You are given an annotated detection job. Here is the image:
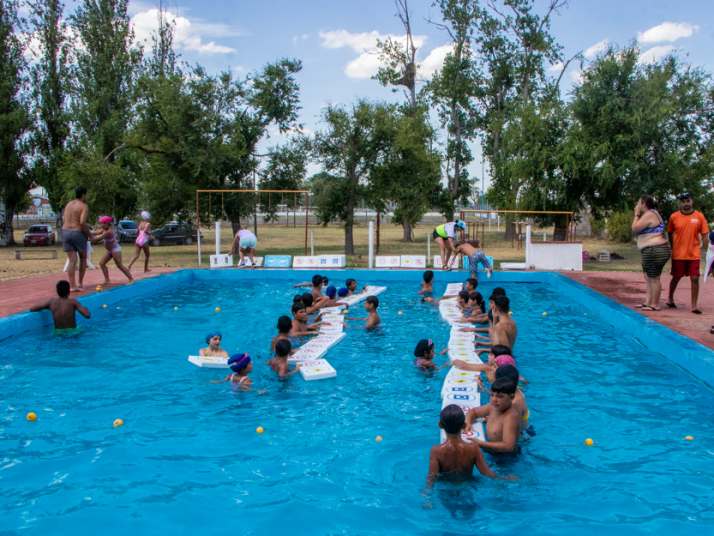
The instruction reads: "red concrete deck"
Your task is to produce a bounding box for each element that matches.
[566,271,714,350]
[0,267,177,317]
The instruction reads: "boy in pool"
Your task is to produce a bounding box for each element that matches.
[291,302,321,336]
[465,378,521,454]
[462,292,487,323]
[455,240,492,279]
[268,339,300,380]
[426,404,497,486]
[346,296,381,329]
[414,339,440,370]
[271,315,294,351]
[217,353,252,389]
[30,280,91,331]
[200,332,229,357]
[451,344,515,383]
[463,278,478,293]
[419,270,434,299]
[310,274,326,303]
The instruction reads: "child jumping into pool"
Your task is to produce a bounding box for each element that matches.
[426,404,497,486]
[200,332,229,357]
[269,339,300,380]
[454,240,492,279]
[30,280,91,331]
[93,216,133,285]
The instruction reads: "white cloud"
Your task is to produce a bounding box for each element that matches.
[638,45,674,64]
[419,44,452,78]
[584,39,609,60]
[637,22,698,44]
[548,61,564,74]
[131,8,237,55]
[570,68,583,85]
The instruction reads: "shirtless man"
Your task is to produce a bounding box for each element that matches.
[465,378,521,454]
[30,280,91,330]
[475,295,517,351]
[62,186,90,291]
[427,404,497,486]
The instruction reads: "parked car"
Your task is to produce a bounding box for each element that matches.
[117,220,138,243]
[151,222,201,246]
[23,224,55,246]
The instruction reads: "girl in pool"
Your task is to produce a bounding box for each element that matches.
[128,211,152,273]
[92,216,133,285]
[414,339,437,370]
[200,332,229,357]
[219,353,253,389]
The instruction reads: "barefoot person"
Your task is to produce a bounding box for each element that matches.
[666,193,709,314]
[632,196,671,311]
[230,226,257,267]
[128,211,152,273]
[93,216,133,286]
[432,220,466,270]
[61,186,90,292]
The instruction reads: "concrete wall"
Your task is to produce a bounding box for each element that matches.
[525,225,583,271]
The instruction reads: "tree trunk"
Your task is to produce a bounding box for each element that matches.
[344,218,354,255]
[1,206,16,246]
[402,221,413,242]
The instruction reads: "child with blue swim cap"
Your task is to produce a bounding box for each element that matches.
[200,332,228,358]
[218,353,252,388]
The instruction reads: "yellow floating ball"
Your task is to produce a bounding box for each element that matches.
[101,304,108,309]
[684,435,694,441]
[113,418,124,428]
[26,411,37,422]
[584,438,594,446]
[256,426,264,434]
[214,307,222,313]
[375,435,383,443]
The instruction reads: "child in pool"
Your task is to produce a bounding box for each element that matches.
[271,315,294,351]
[419,270,434,299]
[463,278,478,293]
[414,339,439,370]
[268,339,300,380]
[346,296,380,329]
[426,404,497,486]
[291,302,321,336]
[465,378,521,454]
[30,280,91,331]
[452,344,515,383]
[219,353,252,389]
[310,274,327,303]
[92,216,133,285]
[462,292,487,323]
[200,332,229,357]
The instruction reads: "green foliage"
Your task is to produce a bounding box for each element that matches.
[606,211,634,243]
[260,138,308,222]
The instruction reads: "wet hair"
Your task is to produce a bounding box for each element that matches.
[414,338,435,357]
[440,404,466,434]
[75,186,87,199]
[458,290,470,302]
[346,278,356,289]
[491,287,506,298]
[321,275,329,285]
[301,293,314,307]
[293,294,304,303]
[640,195,656,210]
[465,278,478,290]
[56,280,70,298]
[423,270,434,283]
[491,377,517,395]
[366,296,379,309]
[277,315,292,334]
[470,291,485,313]
[275,339,292,358]
[495,364,519,385]
[312,274,323,287]
[469,238,480,248]
[325,285,337,299]
[493,295,510,314]
[291,302,306,315]
[491,344,512,357]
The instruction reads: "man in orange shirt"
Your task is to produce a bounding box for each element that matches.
[666,193,709,314]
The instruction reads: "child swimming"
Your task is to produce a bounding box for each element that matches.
[30,280,91,331]
[200,332,229,357]
[218,353,252,389]
[426,404,497,486]
[92,216,133,285]
[465,378,521,454]
[419,270,434,299]
[268,339,300,380]
[414,339,438,370]
[271,315,294,351]
[291,302,321,336]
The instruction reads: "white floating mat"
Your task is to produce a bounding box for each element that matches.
[187,355,229,368]
[443,283,463,297]
[299,359,337,381]
[290,332,346,362]
[340,285,387,306]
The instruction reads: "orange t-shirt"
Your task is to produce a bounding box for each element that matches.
[667,210,709,260]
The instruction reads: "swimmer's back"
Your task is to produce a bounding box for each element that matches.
[431,442,484,479]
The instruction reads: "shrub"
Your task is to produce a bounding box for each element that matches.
[606,211,633,243]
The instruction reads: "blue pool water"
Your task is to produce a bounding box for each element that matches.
[2,270,714,534]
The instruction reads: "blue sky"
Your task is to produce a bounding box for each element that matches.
[125,0,714,185]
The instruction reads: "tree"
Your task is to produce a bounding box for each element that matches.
[375,0,418,109]
[28,0,70,217]
[312,101,391,254]
[0,0,31,245]
[260,137,308,223]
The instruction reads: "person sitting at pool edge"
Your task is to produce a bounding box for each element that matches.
[217,353,252,389]
[419,270,434,299]
[269,339,300,380]
[30,280,91,331]
[201,332,228,357]
[427,404,497,486]
[465,378,521,454]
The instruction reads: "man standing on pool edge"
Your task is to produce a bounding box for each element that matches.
[667,192,709,314]
[61,186,90,292]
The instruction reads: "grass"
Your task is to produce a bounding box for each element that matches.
[0,222,643,281]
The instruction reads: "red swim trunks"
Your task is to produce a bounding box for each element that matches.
[671,259,700,278]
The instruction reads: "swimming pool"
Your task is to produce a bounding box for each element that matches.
[2,269,714,534]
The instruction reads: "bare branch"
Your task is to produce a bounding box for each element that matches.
[555,50,582,89]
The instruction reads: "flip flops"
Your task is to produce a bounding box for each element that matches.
[665,302,677,309]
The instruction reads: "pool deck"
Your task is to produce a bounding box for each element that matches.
[566,271,714,350]
[0,267,177,317]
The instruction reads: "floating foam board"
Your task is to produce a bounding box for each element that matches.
[462,255,494,273]
[400,255,426,268]
[443,283,463,297]
[264,255,292,268]
[290,332,346,362]
[375,255,401,268]
[187,355,229,368]
[299,359,337,381]
[209,254,233,269]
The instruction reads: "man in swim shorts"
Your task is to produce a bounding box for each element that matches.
[432,220,466,270]
[30,280,91,330]
[61,186,90,291]
[465,378,521,454]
